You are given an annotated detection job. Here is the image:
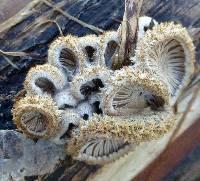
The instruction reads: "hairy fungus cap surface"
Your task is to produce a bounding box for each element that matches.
[136,22,195,105]
[103,67,170,116]
[12,18,195,165]
[12,95,62,139]
[48,35,83,75]
[24,64,67,96]
[78,34,101,66]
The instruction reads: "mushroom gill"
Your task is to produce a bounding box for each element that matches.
[100,31,119,68]
[66,66,175,163]
[103,67,169,116]
[24,64,66,96]
[71,66,110,100]
[12,95,61,139]
[77,138,132,164]
[136,22,195,104]
[78,35,100,66]
[48,36,84,75]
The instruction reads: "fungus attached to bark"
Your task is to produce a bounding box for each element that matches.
[24,64,67,96]
[100,31,119,68]
[136,22,195,105]
[78,35,100,65]
[48,36,84,75]
[12,95,62,139]
[12,17,195,166]
[103,67,169,116]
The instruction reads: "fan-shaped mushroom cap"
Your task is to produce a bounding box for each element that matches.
[67,106,174,164]
[77,35,101,66]
[138,16,158,39]
[66,126,135,165]
[71,66,111,100]
[136,22,195,105]
[48,35,84,75]
[24,64,67,96]
[99,31,119,68]
[12,95,62,139]
[102,66,169,115]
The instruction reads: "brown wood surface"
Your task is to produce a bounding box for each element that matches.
[133,117,200,181]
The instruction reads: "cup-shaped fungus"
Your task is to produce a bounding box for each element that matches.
[12,95,62,139]
[78,35,101,66]
[66,67,175,164]
[102,67,169,116]
[12,18,195,165]
[135,22,195,105]
[24,64,67,96]
[48,35,84,76]
[99,31,119,68]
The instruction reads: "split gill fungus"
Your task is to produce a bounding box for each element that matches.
[12,16,195,164]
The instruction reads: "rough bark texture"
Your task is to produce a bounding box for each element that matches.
[0,0,199,180]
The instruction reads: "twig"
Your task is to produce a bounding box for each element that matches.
[0,54,19,70]
[0,49,42,60]
[112,18,122,23]
[41,0,104,34]
[0,49,28,57]
[48,20,63,36]
[112,0,143,69]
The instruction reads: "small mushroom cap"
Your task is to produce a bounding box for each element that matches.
[138,16,158,39]
[102,66,170,115]
[78,34,101,66]
[12,95,62,139]
[48,35,84,74]
[136,22,195,105]
[76,138,133,165]
[99,31,119,68]
[71,65,111,100]
[24,64,67,96]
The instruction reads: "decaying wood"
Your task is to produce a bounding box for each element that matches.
[0,0,200,180]
[0,0,40,34]
[41,0,104,34]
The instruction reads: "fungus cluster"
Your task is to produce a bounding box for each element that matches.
[12,17,195,164]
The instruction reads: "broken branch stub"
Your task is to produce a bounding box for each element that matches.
[112,0,143,69]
